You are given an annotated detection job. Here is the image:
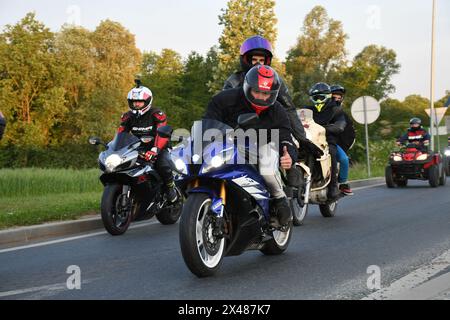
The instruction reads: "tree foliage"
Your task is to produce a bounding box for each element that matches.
[0,6,443,168]
[210,0,278,93]
[286,6,347,105]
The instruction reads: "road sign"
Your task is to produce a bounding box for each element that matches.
[350,96,381,178]
[351,96,381,125]
[425,107,448,126]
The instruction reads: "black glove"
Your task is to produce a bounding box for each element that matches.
[300,139,324,159]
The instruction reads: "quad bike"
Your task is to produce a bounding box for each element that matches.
[385,142,446,188]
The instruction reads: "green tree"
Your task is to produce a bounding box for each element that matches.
[340,45,400,104]
[84,20,141,140]
[53,25,96,142]
[286,6,347,105]
[210,0,278,93]
[177,48,221,128]
[0,12,68,148]
[141,49,184,128]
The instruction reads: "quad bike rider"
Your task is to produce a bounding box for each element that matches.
[386,118,446,188]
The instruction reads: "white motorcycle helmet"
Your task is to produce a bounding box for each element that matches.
[127,86,153,116]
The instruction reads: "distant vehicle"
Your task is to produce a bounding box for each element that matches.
[444,146,450,176]
[385,143,446,188]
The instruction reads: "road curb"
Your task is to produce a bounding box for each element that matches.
[0,177,385,247]
[349,177,385,188]
[0,216,103,247]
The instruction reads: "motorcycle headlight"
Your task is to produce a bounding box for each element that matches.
[201,149,234,174]
[416,154,428,161]
[445,150,450,156]
[174,158,188,175]
[105,154,123,172]
[393,155,402,161]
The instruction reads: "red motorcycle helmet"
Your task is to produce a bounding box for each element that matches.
[243,65,280,114]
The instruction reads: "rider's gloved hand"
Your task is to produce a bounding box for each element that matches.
[307,142,324,159]
[144,147,159,163]
[300,139,324,159]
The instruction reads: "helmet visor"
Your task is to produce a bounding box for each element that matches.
[244,83,278,107]
[310,94,331,104]
[130,100,146,110]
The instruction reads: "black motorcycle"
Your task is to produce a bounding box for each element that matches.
[89,131,183,235]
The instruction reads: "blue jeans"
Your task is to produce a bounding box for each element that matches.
[336,145,349,184]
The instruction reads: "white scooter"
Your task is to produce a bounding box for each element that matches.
[292,108,341,226]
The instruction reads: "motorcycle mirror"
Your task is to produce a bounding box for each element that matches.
[157,125,173,139]
[237,113,259,128]
[88,136,102,146]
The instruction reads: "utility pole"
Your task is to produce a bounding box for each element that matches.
[430,0,436,151]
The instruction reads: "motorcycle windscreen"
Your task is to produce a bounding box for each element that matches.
[108,132,140,152]
[191,119,259,166]
[191,119,232,161]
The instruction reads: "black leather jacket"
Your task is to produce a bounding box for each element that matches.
[223,71,306,143]
[118,108,169,151]
[305,101,347,146]
[204,87,298,161]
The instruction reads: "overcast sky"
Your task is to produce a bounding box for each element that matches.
[0,0,449,100]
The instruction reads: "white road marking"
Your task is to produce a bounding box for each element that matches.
[0,280,95,298]
[363,249,450,300]
[353,183,386,191]
[0,220,160,254]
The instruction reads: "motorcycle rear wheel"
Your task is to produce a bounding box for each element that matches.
[156,189,183,225]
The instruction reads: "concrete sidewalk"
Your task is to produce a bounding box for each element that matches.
[0,177,385,248]
[364,248,450,300]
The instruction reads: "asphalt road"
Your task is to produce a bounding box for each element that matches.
[1,179,450,300]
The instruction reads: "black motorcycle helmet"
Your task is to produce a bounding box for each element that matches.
[409,117,422,131]
[243,65,280,114]
[330,84,346,95]
[330,84,346,106]
[309,82,332,108]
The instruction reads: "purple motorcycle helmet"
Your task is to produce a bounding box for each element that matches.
[239,35,273,72]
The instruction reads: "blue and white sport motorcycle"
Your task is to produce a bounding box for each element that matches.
[169,115,294,277]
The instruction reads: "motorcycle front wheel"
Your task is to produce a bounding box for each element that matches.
[101,184,132,236]
[179,194,225,277]
[292,181,309,226]
[319,201,338,218]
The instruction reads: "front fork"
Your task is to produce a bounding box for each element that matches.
[121,185,131,207]
[296,163,311,205]
[191,180,228,238]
